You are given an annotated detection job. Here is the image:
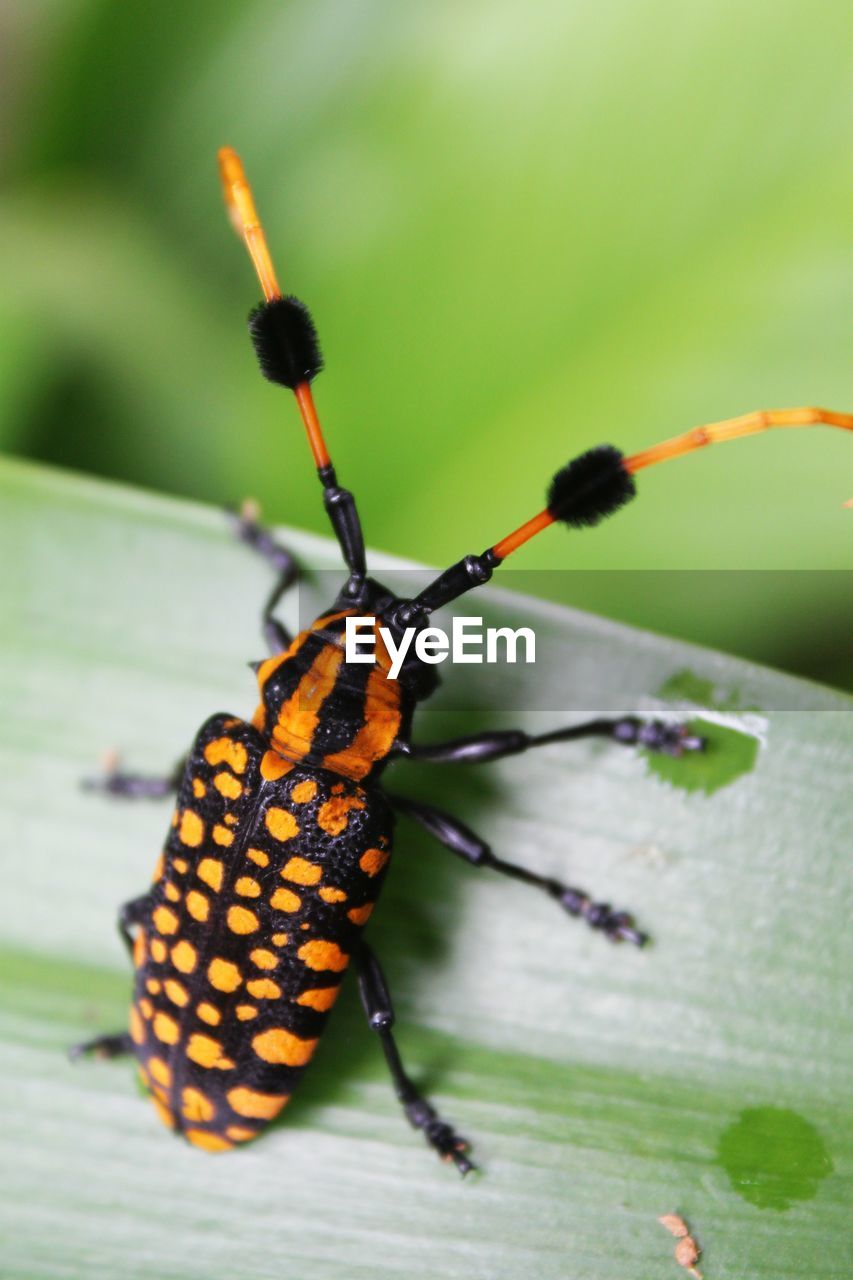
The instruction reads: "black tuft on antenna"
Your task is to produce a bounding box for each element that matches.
[248,296,324,389]
[547,445,636,529]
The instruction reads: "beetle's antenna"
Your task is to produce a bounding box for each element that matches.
[396,407,852,620]
[219,146,366,591]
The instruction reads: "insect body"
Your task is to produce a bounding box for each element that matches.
[73,148,853,1172]
[129,708,394,1153]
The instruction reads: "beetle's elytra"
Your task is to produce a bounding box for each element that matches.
[72,148,852,1173]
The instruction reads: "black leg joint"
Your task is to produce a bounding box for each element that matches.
[403,549,498,619]
[391,795,489,866]
[322,483,366,584]
[395,729,530,764]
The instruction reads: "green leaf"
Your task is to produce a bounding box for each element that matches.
[2,458,850,1279]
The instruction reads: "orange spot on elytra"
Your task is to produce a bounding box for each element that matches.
[192,777,206,799]
[227,905,259,934]
[197,1002,221,1026]
[185,1128,232,1152]
[347,903,374,926]
[186,1033,234,1070]
[204,737,248,774]
[152,905,179,935]
[148,1056,171,1087]
[213,824,234,847]
[246,978,281,1000]
[153,1012,180,1044]
[291,779,317,803]
[265,807,300,842]
[252,1027,318,1066]
[359,847,389,877]
[129,1005,145,1045]
[182,1087,215,1123]
[170,939,197,973]
[270,887,301,913]
[197,858,223,891]
[207,958,242,993]
[236,1005,258,1021]
[281,856,321,885]
[250,949,278,970]
[227,1086,290,1120]
[150,938,167,964]
[296,986,340,1012]
[214,771,243,800]
[235,876,261,898]
[226,1125,258,1142]
[247,847,269,867]
[297,939,349,973]
[186,890,209,922]
[179,810,204,848]
[316,793,365,836]
[164,978,189,1007]
[318,886,347,904]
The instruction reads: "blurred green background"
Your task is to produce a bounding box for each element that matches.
[2,0,851,686]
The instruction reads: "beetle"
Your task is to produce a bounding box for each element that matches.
[72,147,852,1172]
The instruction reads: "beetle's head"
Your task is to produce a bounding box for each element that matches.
[331,577,442,702]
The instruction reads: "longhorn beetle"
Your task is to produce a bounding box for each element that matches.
[72,147,853,1172]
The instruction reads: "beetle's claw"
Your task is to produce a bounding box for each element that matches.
[637,720,705,757]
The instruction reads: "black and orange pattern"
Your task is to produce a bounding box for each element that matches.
[131,687,395,1150]
[78,149,852,1173]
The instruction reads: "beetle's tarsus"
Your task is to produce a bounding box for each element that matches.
[69,1032,133,1061]
[618,717,705,757]
[559,890,648,945]
[412,1109,475,1175]
[82,766,180,799]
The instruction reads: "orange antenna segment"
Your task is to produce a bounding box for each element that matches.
[218,146,332,472]
[624,406,853,474]
[493,509,554,560]
[218,147,281,303]
[294,382,331,470]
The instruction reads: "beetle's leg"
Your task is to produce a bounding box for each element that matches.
[392,794,646,945]
[118,893,152,957]
[395,716,704,764]
[69,1031,133,1062]
[357,941,474,1176]
[228,503,299,652]
[82,755,186,799]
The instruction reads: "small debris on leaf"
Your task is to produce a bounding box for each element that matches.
[658,1213,689,1238]
[675,1235,702,1276]
[658,1213,702,1278]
